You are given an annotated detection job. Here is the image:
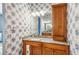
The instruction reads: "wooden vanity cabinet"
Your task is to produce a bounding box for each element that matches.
[22,40,42,55]
[30,41,42,55]
[22,40,69,55]
[52,3,67,42]
[42,43,69,55]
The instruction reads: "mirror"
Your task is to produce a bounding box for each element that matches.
[40,12,52,34]
[31,11,52,37]
[44,23,52,32]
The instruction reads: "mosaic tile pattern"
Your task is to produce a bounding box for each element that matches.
[67,3,79,55]
[3,3,32,55]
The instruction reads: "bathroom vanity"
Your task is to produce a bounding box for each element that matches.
[22,37,69,55]
[22,3,69,55]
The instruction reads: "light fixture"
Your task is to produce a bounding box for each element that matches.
[31,12,36,16]
[40,11,46,16]
[36,12,40,16]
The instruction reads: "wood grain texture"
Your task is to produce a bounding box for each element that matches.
[22,40,69,55]
[42,42,69,55]
[52,3,67,42]
[30,46,42,55]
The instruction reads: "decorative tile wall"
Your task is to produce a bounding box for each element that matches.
[3,3,32,55]
[67,3,79,55]
[28,3,51,13]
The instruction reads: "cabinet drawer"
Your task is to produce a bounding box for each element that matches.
[53,49,67,55]
[26,41,41,47]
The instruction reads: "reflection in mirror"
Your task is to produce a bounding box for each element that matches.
[44,22,52,33]
[31,11,52,38]
[40,12,52,34]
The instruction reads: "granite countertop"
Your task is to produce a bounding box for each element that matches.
[23,37,69,45]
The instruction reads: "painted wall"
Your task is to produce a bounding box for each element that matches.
[3,3,33,55]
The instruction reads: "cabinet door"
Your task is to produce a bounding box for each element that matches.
[52,4,67,42]
[30,46,42,55]
[24,41,42,55]
[42,43,69,55]
[27,41,42,55]
[42,43,53,55]
[42,47,53,55]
